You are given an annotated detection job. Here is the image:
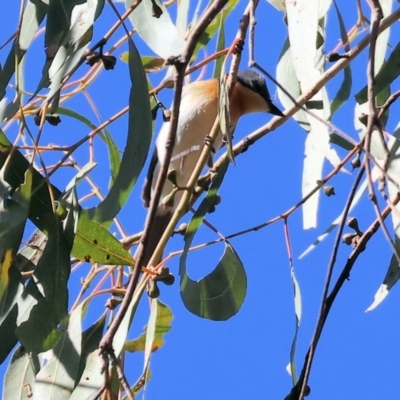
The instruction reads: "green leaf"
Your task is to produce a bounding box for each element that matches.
[73,213,135,266]
[0,0,47,100]
[355,40,400,104]
[329,133,355,150]
[83,39,152,225]
[75,312,106,387]
[276,38,310,131]
[57,107,121,184]
[126,0,185,59]
[192,0,239,62]
[0,129,132,266]
[120,54,166,73]
[3,346,40,400]
[288,268,302,385]
[213,15,225,78]
[125,300,172,353]
[16,218,72,353]
[179,159,247,320]
[181,242,247,321]
[330,0,352,114]
[33,304,84,399]
[367,125,400,311]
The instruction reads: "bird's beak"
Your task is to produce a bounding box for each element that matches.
[268,103,285,117]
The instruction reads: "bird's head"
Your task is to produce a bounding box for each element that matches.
[235,70,284,117]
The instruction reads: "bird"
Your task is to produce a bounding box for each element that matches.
[140,69,284,267]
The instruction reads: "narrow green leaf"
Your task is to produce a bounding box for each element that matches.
[192,0,239,61]
[84,39,152,225]
[355,40,400,104]
[367,125,400,311]
[329,133,354,150]
[213,16,225,78]
[330,0,352,114]
[288,268,302,385]
[57,107,121,184]
[0,0,47,100]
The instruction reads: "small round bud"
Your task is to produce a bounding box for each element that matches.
[106,298,121,310]
[148,281,160,298]
[322,185,335,196]
[358,113,368,126]
[347,217,360,233]
[102,55,117,70]
[342,233,357,245]
[175,223,188,236]
[213,195,222,205]
[45,114,61,126]
[351,153,361,170]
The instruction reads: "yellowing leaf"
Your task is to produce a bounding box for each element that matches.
[124,300,172,353]
[0,249,13,300]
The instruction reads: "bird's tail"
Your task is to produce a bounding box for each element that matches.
[140,209,173,268]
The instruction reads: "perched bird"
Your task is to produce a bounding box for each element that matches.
[141,69,284,266]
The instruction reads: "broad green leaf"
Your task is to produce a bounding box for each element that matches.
[179,160,247,320]
[70,350,104,400]
[330,0,352,114]
[73,213,135,266]
[181,242,247,321]
[125,300,172,353]
[34,304,84,400]
[75,312,106,387]
[16,218,71,353]
[84,39,152,225]
[0,307,19,365]
[3,346,40,400]
[0,129,132,266]
[0,170,32,362]
[126,0,185,59]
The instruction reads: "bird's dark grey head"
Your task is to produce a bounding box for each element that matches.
[237,70,284,117]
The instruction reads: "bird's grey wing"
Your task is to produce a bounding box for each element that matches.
[142,147,159,208]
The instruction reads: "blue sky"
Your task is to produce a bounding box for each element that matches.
[2,1,400,399]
